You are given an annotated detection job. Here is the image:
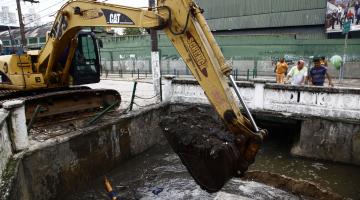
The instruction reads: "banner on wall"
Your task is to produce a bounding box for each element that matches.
[326,0,360,33]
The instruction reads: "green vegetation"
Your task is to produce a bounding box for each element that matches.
[0,157,18,200]
[122,28,145,36]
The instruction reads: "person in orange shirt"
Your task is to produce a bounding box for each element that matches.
[320,56,328,68]
[275,58,288,84]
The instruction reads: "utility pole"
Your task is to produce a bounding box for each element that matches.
[149,0,158,52]
[16,0,27,48]
[340,20,351,83]
[149,0,161,100]
[15,0,40,48]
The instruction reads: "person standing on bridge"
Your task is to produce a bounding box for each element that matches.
[356,1,360,15]
[275,58,288,84]
[347,10,355,23]
[356,5,360,24]
[320,56,328,68]
[308,58,334,87]
[286,60,308,86]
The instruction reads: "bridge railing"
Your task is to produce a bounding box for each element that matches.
[163,77,360,121]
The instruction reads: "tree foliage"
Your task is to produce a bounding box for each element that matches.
[122,28,145,36]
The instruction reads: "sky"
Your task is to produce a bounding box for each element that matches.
[2,0,149,27]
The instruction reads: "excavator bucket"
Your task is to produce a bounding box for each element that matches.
[159,107,265,193]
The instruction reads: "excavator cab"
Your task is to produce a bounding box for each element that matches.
[70,32,101,85]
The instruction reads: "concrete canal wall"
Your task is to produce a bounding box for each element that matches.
[0,104,169,200]
[0,109,12,181]
[164,77,360,165]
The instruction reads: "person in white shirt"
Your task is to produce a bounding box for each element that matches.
[286,60,308,85]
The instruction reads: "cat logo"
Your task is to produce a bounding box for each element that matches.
[102,9,134,25]
[109,13,122,23]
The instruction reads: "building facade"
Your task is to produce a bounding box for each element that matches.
[0,23,51,53]
[0,6,17,27]
[98,0,360,78]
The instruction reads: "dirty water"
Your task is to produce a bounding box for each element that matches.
[66,144,305,200]
[251,137,360,200]
[64,116,360,200]
[65,138,360,200]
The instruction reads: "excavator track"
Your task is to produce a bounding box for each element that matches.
[0,87,121,122]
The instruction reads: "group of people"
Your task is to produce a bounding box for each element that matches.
[274,57,334,87]
[330,1,360,29]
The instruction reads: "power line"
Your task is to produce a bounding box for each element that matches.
[23,0,67,26]
[2,0,18,7]
[24,11,57,26]
[24,0,39,3]
[36,0,67,14]
[26,21,52,32]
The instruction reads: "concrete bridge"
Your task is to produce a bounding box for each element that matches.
[163,77,360,165]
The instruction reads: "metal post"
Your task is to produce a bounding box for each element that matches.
[110,51,114,73]
[137,69,140,79]
[129,81,138,111]
[27,104,44,131]
[167,60,170,75]
[254,60,258,78]
[159,76,163,102]
[229,75,259,132]
[235,69,238,81]
[87,100,120,125]
[340,33,348,83]
[247,69,250,81]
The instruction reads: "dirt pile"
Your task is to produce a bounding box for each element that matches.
[244,171,344,200]
[159,107,245,193]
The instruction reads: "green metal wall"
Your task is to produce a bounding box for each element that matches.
[100,34,360,62]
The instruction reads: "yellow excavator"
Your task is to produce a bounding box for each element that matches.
[0,0,266,192]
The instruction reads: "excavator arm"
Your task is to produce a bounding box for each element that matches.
[35,0,266,192]
[158,0,267,191]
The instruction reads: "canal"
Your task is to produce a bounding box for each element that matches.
[64,108,360,200]
[66,139,360,199]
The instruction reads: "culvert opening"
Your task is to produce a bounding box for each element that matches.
[255,116,302,154]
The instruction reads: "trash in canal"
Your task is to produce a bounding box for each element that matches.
[104,176,122,200]
[152,187,164,195]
